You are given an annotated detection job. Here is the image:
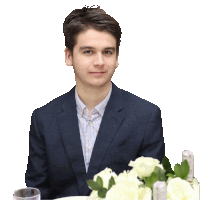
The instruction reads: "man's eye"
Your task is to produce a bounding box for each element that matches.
[105,51,112,54]
[83,51,112,54]
[84,50,92,54]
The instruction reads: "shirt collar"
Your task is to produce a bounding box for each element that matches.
[75,83,112,117]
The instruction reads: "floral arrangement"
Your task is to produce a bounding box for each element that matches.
[86,156,199,200]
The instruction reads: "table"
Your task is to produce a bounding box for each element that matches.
[42,197,89,200]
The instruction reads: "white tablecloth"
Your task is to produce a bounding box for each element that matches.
[55,196,89,200]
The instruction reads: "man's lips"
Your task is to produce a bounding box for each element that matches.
[89,72,105,76]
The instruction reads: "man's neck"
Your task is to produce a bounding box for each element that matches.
[76,82,111,111]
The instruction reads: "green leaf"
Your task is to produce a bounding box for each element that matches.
[108,176,115,190]
[162,156,171,169]
[157,168,166,182]
[154,166,166,174]
[86,180,102,191]
[145,172,158,190]
[174,163,182,178]
[174,160,189,179]
[96,176,103,188]
[180,160,189,179]
[154,167,166,181]
[98,188,108,198]
[182,175,188,180]
[162,156,174,175]
[166,173,175,178]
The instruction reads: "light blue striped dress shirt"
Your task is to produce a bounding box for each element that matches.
[75,83,112,173]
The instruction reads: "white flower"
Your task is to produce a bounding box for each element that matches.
[167,177,198,200]
[138,186,152,200]
[89,168,151,200]
[88,168,117,200]
[128,156,163,178]
[105,179,139,200]
[89,190,105,200]
[93,168,118,189]
[115,169,140,185]
[166,177,174,185]
[105,169,151,200]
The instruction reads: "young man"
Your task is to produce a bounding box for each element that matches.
[25,6,165,199]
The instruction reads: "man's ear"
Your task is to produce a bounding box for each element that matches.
[115,53,119,69]
[64,47,73,66]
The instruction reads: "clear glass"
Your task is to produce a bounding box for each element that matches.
[13,187,40,200]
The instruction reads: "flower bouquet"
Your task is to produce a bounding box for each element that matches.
[86,151,199,200]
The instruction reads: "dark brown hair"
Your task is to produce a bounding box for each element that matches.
[63,5,122,58]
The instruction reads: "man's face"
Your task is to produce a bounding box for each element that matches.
[65,28,119,89]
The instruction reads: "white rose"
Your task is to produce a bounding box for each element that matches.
[128,157,162,178]
[89,190,105,200]
[105,169,151,200]
[115,169,140,185]
[167,177,197,200]
[88,168,117,200]
[166,177,173,185]
[93,168,118,189]
[138,186,152,200]
[89,168,151,200]
[105,179,139,200]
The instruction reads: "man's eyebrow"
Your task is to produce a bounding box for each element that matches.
[79,46,116,51]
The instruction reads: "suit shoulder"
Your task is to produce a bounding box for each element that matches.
[32,92,69,116]
[120,88,161,111]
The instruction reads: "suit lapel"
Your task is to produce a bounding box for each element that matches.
[57,86,86,194]
[85,82,125,179]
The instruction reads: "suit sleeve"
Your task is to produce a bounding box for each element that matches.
[25,109,50,199]
[139,106,165,164]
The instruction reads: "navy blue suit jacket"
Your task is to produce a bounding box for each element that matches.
[25,82,165,199]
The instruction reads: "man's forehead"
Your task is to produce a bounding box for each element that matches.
[79,46,116,51]
[75,29,116,45]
